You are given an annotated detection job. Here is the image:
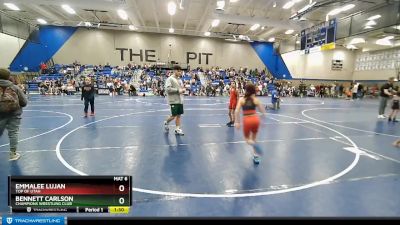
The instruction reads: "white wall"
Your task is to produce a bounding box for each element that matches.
[0,33,26,68]
[282,47,356,80]
[353,48,400,81]
[353,70,397,81]
[53,28,266,70]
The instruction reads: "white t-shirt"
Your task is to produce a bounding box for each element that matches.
[352,84,359,93]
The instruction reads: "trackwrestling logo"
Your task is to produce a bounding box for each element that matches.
[2,217,65,225]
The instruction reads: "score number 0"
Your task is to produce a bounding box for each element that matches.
[118,184,125,205]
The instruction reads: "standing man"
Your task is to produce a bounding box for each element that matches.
[81,78,95,117]
[378,77,396,119]
[164,66,185,136]
[0,68,28,161]
[352,82,359,100]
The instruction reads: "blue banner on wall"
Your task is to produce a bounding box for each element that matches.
[9,26,77,72]
[250,42,292,79]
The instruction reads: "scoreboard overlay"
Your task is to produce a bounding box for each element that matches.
[8,176,132,214]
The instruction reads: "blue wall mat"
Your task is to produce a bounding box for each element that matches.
[250,42,292,79]
[9,26,77,72]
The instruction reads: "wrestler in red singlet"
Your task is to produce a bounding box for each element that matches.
[234,83,266,164]
[227,82,239,127]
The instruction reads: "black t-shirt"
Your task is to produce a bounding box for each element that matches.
[380,83,393,97]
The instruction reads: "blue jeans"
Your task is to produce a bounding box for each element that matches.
[0,116,21,152]
[84,98,95,113]
[379,97,388,115]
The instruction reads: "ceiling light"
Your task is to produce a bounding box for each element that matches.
[61,5,76,14]
[37,18,47,24]
[211,19,220,27]
[285,29,294,34]
[261,26,265,30]
[268,37,275,42]
[204,31,211,36]
[225,38,240,42]
[84,22,92,27]
[217,0,225,10]
[364,26,373,29]
[273,2,277,7]
[296,40,300,44]
[117,9,128,20]
[341,4,355,11]
[169,28,174,33]
[4,3,20,11]
[393,25,400,30]
[283,1,295,9]
[365,20,377,26]
[230,0,239,2]
[250,24,260,31]
[298,1,316,13]
[349,37,365,45]
[376,38,393,46]
[327,8,342,16]
[168,1,177,16]
[367,15,381,20]
[129,25,137,30]
[346,44,358,49]
[384,36,394,40]
[327,4,355,17]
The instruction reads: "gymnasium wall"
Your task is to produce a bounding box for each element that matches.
[352,47,400,81]
[53,28,267,70]
[353,70,396,81]
[0,33,26,69]
[281,48,356,81]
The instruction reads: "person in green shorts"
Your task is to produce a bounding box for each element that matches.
[164,66,185,135]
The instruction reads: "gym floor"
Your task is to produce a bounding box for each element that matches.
[1,95,400,217]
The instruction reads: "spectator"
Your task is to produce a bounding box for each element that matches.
[378,77,396,119]
[0,68,28,161]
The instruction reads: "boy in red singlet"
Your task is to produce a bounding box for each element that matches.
[227,82,239,127]
[235,83,267,164]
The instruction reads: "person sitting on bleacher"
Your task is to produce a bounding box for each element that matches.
[39,82,48,95]
[40,62,48,74]
[66,82,75,95]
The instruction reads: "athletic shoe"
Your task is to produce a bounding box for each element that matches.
[393,119,399,123]
[164,121,169,132]
[175,129,184,136]
[9,153,21,161]
[226,122,232,126]
[389,118,392,122]
[253,156,260,164]
[90,112,95,116]
[377,115,385,119]
[84,113,88,118]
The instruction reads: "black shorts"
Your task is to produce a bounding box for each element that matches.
[170,104,184,116]
[392,102,399,110]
